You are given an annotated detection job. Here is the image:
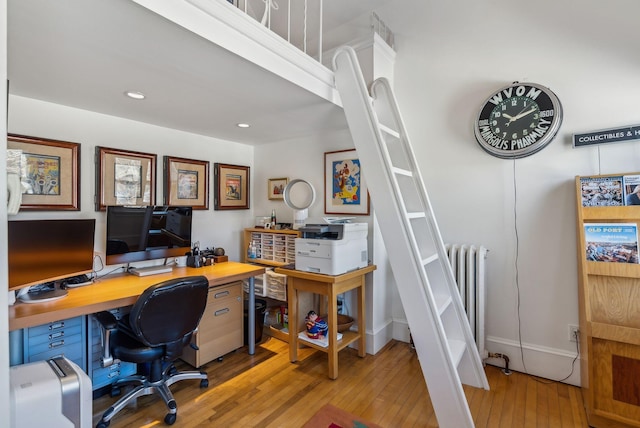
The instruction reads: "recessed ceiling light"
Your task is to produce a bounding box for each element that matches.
[236,123,250,128]
[125,91,146,100]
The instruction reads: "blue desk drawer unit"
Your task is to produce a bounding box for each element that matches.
[88,308,137,391]
[22,316,87,371]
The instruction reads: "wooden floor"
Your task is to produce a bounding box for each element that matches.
[92,337,589,427]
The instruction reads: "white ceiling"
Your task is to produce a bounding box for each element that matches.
[7,0,388,145]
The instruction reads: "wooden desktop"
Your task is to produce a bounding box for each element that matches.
[9,262,265,355]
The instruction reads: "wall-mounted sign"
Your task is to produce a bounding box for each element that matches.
[573,125,640,148]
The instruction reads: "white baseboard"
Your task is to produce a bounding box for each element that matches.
[389,319,581,387]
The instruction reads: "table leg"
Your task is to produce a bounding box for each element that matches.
[357,278,366,358]
[288,279,298,363]
[327,285,338,379]
[248,276,255,355]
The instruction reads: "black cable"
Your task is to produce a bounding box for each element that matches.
[512,159,580,384]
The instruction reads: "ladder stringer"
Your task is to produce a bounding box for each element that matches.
[332,46,489,428]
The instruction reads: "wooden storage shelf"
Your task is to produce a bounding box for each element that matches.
[576,173,640,428]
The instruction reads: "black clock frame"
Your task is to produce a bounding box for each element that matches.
[474,82,563,159]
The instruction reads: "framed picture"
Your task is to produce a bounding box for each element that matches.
[214,163,250,210]
[268,177,288,200]
[324,149,370,215]
[7,134,80,211]
[96,146,156,211]
[163,156,209,210]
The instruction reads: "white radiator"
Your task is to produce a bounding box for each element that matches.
[445,244,488,358]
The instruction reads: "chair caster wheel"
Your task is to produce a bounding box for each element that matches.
[96,420,110,428]
[110,387,121,397]
[217,356,223,362]
[164,413,177,425]
[200,379,209,388]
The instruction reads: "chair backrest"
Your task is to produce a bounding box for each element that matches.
[128,276,209,358]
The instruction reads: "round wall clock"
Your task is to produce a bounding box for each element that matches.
[474,82,563,159]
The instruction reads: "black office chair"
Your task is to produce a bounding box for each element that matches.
[95,276,210,428]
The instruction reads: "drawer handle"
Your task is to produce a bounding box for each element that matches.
[49,332,64,340]
[49,322,64,330]
[107,371,121,378]
[214,290,230,299]
[214,308,230,316]
[49,340,65,348]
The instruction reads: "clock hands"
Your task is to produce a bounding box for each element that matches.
[511,107,536,121]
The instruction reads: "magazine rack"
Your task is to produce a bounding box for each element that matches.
[575,173,640,428]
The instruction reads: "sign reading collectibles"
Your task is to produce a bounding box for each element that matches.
[573,125,640,148]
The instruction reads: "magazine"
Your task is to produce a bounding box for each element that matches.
[623,175,640,206]
[298,331,343,348]
[580,176,623,207]
[584,223,639,263]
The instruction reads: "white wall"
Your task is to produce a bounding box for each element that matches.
[369,0,640,385]
[8,96,256,264]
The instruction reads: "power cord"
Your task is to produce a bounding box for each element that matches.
[512,159,580,384]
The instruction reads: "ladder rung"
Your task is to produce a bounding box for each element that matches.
[422,253,438,265]
[392,166,412,177]
[435,293,452,315]
[406,211,426,219]
[379,123,400,138]
[448,339,467,367]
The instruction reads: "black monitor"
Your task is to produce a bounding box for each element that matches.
[8,219,96,291]
[105,205,192,265]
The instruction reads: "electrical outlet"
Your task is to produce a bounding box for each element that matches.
[568,324,579,342]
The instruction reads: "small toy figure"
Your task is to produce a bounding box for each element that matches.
[305,310,328,339]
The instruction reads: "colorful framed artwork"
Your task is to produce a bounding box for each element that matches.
[214,163,250,210]
[7,134,80,211]
[268,177,288,200]
[324,149,370,215]
[96,146,156,211]
[163,156,209,210]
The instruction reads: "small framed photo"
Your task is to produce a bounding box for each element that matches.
[214,163,250,210]
[268,177,288,200]
[163,156,209,210]
[324,149,370,215]
[7,134,80,211]
[96,146,156,211]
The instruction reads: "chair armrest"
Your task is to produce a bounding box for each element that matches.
[93,311,118,367]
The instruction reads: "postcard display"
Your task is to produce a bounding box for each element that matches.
[576,173,640,428]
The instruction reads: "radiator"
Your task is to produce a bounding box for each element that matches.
[445,244,488,358]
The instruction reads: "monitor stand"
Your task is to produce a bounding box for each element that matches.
[17,283,68,304]
[128,265,174,277]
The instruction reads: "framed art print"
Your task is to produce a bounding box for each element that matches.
[96,146,156,211]
[268,177,288,200]
[8,134,80,211]
[324,149,370,215]
[163,156,209,210]
[214,163,250,210]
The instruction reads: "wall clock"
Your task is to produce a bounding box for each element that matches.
[474,82,563,159]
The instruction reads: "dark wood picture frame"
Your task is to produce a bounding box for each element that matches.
[96,146,156,211]
[214,163,250,210]
[324,149,370,215]
[163,156,209,210]
[7,134,80,211]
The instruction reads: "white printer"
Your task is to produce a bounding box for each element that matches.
[295,222,368,275]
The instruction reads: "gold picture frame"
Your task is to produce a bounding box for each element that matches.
[7,134,80,211]
[214,163,250,210]
[163,156,209,210]
[96,146,156,211]
[268,177,288,200]
[324,149,370,215]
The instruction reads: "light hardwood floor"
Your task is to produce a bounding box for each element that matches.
[92,337,589,427]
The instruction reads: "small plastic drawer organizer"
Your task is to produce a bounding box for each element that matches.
[266,270,287,301]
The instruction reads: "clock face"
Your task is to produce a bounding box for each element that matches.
[474,83,562,159]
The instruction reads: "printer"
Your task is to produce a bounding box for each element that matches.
[295,222,368,275]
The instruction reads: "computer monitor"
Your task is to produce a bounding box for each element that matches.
[8,219,96,294]
[105,205,192,266]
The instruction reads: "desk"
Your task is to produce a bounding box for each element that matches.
[9,262,265,355]
[276,264,376,379]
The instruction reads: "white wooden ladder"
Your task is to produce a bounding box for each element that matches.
[332,46,489,428]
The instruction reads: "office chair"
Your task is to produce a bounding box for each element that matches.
[94,276,210,427]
